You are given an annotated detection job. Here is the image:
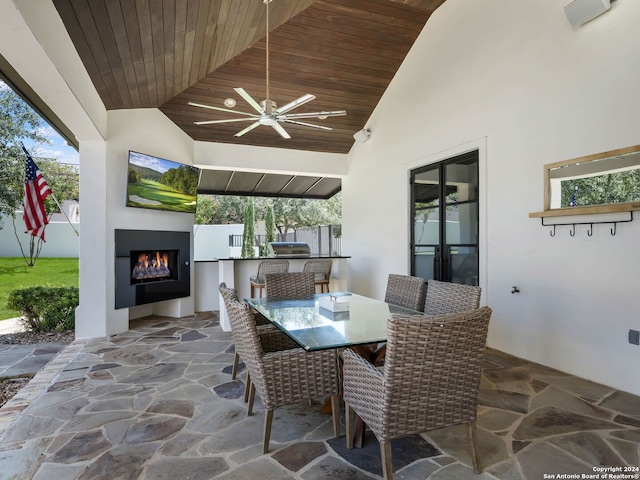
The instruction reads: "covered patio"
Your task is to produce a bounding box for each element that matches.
[1,312,638,479]
[1,0,639,476]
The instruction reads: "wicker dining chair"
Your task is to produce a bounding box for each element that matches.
[265,272,316,297]
[249,259,290,297]
[384,274,426,312]
[302,259,333,293]
[219,283,297,402]
[370,274,426,366]
[343,306,493,479]
[423,279,481,315]
[225,297,341,454]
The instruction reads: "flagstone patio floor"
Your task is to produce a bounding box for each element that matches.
[0,311,638,479]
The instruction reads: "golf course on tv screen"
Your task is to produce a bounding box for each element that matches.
[126,151,200,213]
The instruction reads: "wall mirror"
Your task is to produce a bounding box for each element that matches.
[544,144,640,211]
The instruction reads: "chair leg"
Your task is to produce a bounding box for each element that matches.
[247,382,256,416]
[467,422,481,473]
[331,395,340,438]
[232,352,239,379]
[345,402,354,449]
[243,372,251,403]
[380,441,393,480]
[263,409,274,454]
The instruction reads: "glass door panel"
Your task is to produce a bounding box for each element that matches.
[411,151,479,285]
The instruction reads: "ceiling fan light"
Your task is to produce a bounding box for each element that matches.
[224,98,236,108]
[259,117,277,126]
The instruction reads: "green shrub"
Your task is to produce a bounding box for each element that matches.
[6,286,78,332]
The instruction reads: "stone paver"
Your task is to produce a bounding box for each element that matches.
[0,312,638,479]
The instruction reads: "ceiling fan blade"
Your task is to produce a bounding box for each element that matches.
[234,88,265,114]
[272,122,291,139]
[274,94,316,115]
[281,119,332,131]
[234,121,261,137]
[188,101,255,117]
[194,117,259,125]
[280,110,347,120]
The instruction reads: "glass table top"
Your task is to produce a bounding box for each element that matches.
[245,292,423,351]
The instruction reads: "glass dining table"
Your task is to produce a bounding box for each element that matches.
[245,292,422,351]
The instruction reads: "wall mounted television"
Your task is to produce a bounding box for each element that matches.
[126,150,200,214]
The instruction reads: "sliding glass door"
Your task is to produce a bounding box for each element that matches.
[411,150,479,285]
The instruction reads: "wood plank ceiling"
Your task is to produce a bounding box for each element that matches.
[53,0,445,154]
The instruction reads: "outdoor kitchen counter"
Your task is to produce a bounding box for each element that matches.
[216,256,350,332]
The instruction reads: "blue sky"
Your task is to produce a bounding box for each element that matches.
[1,80,79,166]
[25,124,79,166]
[129,151,183,173]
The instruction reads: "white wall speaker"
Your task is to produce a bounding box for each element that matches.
[353,128,371,144]
[564,0,611,26]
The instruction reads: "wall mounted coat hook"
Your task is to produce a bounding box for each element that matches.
[611,223,617,236]
[569,224,576,237]
[550,225,556,237]
[586,224,593,236]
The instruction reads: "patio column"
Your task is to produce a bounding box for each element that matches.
[75,140,128,338]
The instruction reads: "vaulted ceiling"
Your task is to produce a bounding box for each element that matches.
[53,0,445,154]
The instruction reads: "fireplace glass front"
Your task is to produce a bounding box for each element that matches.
[130,250,178,284]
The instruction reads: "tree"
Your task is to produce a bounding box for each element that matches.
[271,194,342,235]
[0,82,50,230]
[241,198,256,258]
[265,204,276,243]
[561,170,640,208]
[194,194,341,230]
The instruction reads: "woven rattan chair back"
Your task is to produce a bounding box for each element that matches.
[423,279,481,315]
[265,272,315,297]
[303,259,333,292]
[250,259,290,297]
[384,274,426,312]
[342,306,492,478]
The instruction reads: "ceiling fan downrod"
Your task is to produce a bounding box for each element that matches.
[264,0,272,114]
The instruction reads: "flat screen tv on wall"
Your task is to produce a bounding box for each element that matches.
[126,150,200,214]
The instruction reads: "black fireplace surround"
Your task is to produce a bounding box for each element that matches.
[115,229,190,309]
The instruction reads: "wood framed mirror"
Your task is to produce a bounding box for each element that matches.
[542,144,640,214]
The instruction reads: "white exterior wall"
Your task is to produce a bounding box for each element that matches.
[343,0,640,395]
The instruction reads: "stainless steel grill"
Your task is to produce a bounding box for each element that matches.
[266,242,311,257]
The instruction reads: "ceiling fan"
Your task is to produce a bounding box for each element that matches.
[188,0,346,139]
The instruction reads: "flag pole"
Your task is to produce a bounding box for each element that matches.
[50,192,79,237]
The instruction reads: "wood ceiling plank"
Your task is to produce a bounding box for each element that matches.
[120,0,150,106]
[188,0,212,85]
[90,1,133,108]
[163,0,176,100]
[68,0,123,108]
[150,0,166,103]
[198,0,219,83]
[181,0,199,92]
[106,0,142,107]
[173,0,187,94]
[134,0,158,106]
[52,0,113,108]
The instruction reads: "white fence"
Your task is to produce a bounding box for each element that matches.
[0,215,244,260]
[0,217,80,257]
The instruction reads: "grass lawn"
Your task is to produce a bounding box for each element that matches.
[0,257,79,320]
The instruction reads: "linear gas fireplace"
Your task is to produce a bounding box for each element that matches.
[115,229,190,309]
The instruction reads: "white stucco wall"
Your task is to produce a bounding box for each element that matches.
[343,0,640,395]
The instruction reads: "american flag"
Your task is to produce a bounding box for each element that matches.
[22,145,52,241]
[569,186,578,207]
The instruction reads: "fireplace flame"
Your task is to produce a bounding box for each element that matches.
[132,251,171,280]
